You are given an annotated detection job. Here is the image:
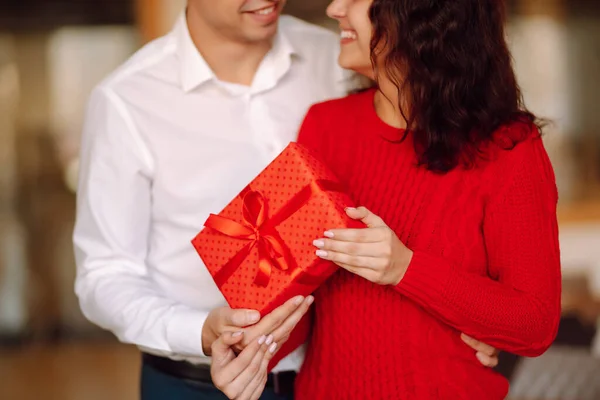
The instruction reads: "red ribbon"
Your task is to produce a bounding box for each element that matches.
[204,179,345,287]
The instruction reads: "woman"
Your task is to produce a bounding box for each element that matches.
[296,0,561,398]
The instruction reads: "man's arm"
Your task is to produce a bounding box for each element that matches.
[74,87,314,362]
[74,87,209,357]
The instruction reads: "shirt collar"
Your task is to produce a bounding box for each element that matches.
[176,13,214,92]
[175,12,300,93]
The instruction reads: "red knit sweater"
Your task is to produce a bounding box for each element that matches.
[293,89,561,400]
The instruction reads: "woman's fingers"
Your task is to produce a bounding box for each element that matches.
[224,340,268,399]
[317,249,386,270]
[269,296,313,344]
[212,334,265,397]
[238,355,271,400]
[344,206,386,228]
[314,238,388,258]
[237,296,305,350]
[322,226,388,243]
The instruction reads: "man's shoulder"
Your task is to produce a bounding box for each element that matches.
[97,32,177,93]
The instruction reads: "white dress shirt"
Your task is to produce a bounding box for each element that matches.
[73,13,352,372]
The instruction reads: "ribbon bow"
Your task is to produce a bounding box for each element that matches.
[204,179,344,287]
[205,189,296,287]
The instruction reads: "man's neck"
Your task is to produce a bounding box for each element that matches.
[186,8,274,86]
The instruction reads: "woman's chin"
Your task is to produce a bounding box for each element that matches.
[338,58,373,78]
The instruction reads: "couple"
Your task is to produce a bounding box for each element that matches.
[73,0,561,399]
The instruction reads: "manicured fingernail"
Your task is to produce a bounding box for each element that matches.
[265,335,274,345]
[313,240,325,248]
[232,331,244,337]
[345,207,356,212]
[294,296,304,306]
[324,231,334,238]
[258,335,266,345]
[316,250,328,258]
[247,311,260,324]
[306,296,314,305]
[269,343,277,354]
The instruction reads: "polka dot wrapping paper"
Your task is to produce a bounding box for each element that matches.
[191,142,360,316]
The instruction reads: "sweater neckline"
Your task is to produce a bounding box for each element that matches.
[363,88,407,142]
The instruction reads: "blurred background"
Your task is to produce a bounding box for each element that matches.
[0,0,599,399]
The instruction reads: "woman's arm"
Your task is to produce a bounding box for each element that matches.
[395,137,561,356]
[315,136,561,357]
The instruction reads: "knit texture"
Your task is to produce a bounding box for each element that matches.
[293,89,561,400]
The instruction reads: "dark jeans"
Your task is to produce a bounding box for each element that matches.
[141,362,294,400]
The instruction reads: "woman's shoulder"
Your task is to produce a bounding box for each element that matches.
[480,120,557,199]
[297,88,375,147]
[305,88,375,122]
[486,120,546,166]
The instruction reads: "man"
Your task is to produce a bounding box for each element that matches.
[74,1,498,399]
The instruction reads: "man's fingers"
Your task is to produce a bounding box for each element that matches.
[270,296,314,342]
[476,352,499,368]
[226,309,261,328]
[461,334,497,357]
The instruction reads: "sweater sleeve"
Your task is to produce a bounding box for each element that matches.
[394,136,561,357]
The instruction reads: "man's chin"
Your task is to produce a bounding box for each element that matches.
[241,24,279,43]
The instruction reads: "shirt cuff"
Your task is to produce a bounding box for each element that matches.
[166,306,211,357]
[394,250,454,304]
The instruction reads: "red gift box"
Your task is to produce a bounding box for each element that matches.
[192,142,358,316]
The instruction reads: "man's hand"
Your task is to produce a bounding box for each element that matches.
[461,334,500,367]
[211,331,277,400]
[202,307,261,355]
[202,295,314,355]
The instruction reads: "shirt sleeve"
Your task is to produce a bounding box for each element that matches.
[394,135,562,357]
[74,87,210,358]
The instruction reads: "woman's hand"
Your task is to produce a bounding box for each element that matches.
[315,207,502,368]
[313,207,413,285]
[203,295,313,356]
[211,332,277,400]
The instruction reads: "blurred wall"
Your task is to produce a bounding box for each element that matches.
[0,34,26,335]
[48,27,138,171]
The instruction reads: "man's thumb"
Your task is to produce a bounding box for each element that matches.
[228,309,261,327]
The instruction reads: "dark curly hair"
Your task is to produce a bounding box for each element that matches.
[369,0,540,172]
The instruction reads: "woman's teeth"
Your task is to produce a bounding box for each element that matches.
[341,30,357,40]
